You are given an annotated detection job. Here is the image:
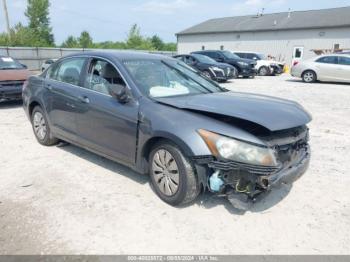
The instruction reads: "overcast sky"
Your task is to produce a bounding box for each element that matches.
[1,0,350,44]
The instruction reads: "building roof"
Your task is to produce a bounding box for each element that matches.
[177,6,350,35]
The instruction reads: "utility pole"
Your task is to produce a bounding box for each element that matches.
[2,0,10,35]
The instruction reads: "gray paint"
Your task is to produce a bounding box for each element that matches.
[155,92,312,132]
[23,51,311,176]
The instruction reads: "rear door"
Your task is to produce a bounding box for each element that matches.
[337,56,350,82]
[314,56,339,81]
[76,57,139,164]
[45,57,87,141]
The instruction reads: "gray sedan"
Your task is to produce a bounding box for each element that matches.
[23,51,311,210]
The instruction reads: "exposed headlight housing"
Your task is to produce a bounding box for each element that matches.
[198,129,278,167]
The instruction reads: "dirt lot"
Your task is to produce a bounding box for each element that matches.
[0,74,349,255]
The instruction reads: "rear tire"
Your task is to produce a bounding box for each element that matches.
[149,141,200,206]
[258,66,269,76]
[31,106,59,146]
[302,70,317,83]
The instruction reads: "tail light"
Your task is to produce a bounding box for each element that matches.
[22,80,28,90]
[293,61,299,66]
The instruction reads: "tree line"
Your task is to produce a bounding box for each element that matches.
[0,0,177,51]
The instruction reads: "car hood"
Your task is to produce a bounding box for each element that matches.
[0,69,32,81]
[155,92,312,131]
[261,60,284,66]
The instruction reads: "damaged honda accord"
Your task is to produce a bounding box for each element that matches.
[22,51,311,210]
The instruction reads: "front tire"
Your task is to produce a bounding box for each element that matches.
[31,106,59,146]
[302,70,317,83]
[202,70,212,80]
[149,142,200,206]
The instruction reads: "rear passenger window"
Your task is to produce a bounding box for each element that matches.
[338,57,350,66]
[316,56,338,64]
[85,58,127,96]
[49,58,86,86]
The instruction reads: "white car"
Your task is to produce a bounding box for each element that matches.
[41,59,58,72]
[233,51,285,76]
[291,54,350,83]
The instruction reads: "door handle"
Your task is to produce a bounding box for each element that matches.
[78,96,90,104]
[45,84,52,90]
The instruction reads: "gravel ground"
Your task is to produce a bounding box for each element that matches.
[0,74,349,255]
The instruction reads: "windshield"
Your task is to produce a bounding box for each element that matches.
[222,51,240,59]
[0,57,25,70]
[123,59,225,98]
[256,53,266,60]
[192,54,216,64]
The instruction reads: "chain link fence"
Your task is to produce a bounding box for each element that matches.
[0,46,177,71]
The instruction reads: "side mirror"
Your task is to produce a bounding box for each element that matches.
[217,57,224,62]
[21,63,28,69]
[109,84,131,104]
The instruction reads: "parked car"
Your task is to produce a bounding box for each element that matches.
[41,59,58,72]
[173,54,237,82]
[291,54,350,83]
[191,50,257,78]
[233,51,285,76]
[23,51,311,210]
[0,56,32,101]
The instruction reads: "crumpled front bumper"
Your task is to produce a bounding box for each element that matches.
[193,144,310,210]
[267,146,310,187]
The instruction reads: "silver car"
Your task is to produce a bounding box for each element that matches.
[291,54,350,83]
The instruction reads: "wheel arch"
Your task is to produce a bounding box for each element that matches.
[302,69,317,80]
[28,100,43,118]
[141,135,195,162]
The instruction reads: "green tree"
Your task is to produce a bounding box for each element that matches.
[25,0,54,46]
[78,31,93,48]
[150,35,165,50]
[126,24,154,50]
[61,35,79,48]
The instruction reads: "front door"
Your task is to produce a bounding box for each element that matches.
[292,46,304,66]
[76,58,139,164]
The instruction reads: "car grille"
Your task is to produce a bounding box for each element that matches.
[0,80,25,89]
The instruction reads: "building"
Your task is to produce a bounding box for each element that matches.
[176,6,350,65]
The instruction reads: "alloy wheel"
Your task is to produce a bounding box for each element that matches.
[303,72,315,82]
[33,111,47,140]
[259,67,268,76]
[152,149,180,196]
[202,71,211,79]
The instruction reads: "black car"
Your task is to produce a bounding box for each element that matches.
[23,51,311,210]
[174,54,237,82]
[192,50,257,78]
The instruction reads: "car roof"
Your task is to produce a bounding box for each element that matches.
[63,50,172,61]
[317,54,350,58]
[193,50,224,53]
[232,51,261,54]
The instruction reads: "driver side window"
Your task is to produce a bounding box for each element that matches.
[85,58,126,96]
